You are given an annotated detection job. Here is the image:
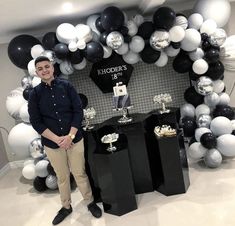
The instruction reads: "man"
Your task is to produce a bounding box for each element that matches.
[28,56,102,225]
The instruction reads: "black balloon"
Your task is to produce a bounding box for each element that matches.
[204,49,220,63]
[200,132,217,149]
[205,61,224,80]
[201,33,209,41]
[99,31,110,45]
[42,32,59,50]
[189,69,199,81]
[137,21,155,40]
[124,35,132,43]
[184,87,204,107]
[84,42,104,63]
[140,45,161,64]
[95,17,105,33]
[79,93,88,109]
[182,116,197,137]
[47,162,56,176]
[201,40,212,51]
[173,51,193,73]
[33,176,47,192]
[153,7,176,30]
[23,87,33,101]
[8,35,41,69]
[54,43,69,59]
[101,6,124,31]
[171,42,181,49]
[119,26,129,36]
[70,49,83,64]
[213,105,235,120]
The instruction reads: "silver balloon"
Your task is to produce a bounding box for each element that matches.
[150,30,170,50]
[29,138,44,159]
[197,114,212,128]
[204,149,222,168]
[21,76,33,89]
[41,50,56,64]
[106,31,124,50]
[46,175,58,190]
[195,76,213,96]
[210,28,227,46]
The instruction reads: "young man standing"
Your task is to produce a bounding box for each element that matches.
[28,56,102,225]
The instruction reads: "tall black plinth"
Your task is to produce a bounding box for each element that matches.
[98,113,153,194]
[94,149,137,216]
[145,109,190,196]
[83,129,101,202]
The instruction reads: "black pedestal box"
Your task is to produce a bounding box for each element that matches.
[94,149,137,216]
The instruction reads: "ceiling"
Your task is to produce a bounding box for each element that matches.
[0,0,232,44]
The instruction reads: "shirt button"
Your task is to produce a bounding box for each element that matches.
[52,95,54,98]
[56,112,58,114]
[50,88,52,90]
[59,119,61,122]
[54,103,56,106]
[62,95,65,98]
[61,127,63,130]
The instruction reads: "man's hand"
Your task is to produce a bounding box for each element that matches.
[59,135,73,150]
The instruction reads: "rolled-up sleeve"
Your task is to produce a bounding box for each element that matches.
[28,89,47,134]
[67,83,84,129]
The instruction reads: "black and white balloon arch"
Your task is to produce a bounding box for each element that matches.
[6,0,235,169]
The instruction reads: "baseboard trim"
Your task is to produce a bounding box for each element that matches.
[9,160,24,169]
[0,163,11,178]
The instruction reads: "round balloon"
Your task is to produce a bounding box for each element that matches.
[149,30,170,50]
[181,28,201,52]
[188,142,207,160]
[180,103,195,118]
[140,45,161,64]
[195,104,210,118]
[200,132,217,149]
[84,42,104,63]
[22,164,36,180]
[210,116,233,136]
[106,31,124,50]
[194,76,213,96]
[195,127,211,142]
[42,32,59,50]
[204,148,222,168]
[197,114,212,128]
[35,160,49,178]
[217,134,235,156]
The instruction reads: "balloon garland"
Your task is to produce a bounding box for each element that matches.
[6,0,235,173]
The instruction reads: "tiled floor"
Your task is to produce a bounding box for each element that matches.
[1,159,235,226]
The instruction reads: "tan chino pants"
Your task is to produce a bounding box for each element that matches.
[45,139,93,208]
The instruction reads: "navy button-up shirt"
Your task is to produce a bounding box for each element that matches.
[28,78,83,149]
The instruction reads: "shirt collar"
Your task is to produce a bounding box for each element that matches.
[41,77,58,88]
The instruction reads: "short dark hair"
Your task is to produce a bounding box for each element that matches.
[34,56,51,67]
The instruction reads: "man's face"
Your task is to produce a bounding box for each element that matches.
[35,60,54,82]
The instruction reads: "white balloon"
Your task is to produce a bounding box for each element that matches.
[195,127,211,141]
[204,148,222,168]
[204,92,220,107]
[180,103,195,118]
[155,51,168,67]
[213,80,225,94]
[103,45,112,58]
[60,61,74,75]
[115,43,129,55]
[35,160,49,178]
[68,41,78,52]
[195,104,210,118]
[75,24,93,43]
[76,40,86,50]
[200,19,217,35]
[181,29,201,52]
[22,164,36,180]
[73,58,87,70]
[188,142,207,160]
[56,23,77,44]
[23,159,35,167]
[194,0,231,27]
[6,88,26,119]
[164,46,180,57]
[189,48,204,61]
[19,102,30,123]
[8,123,40,159]
[31,45,44,59]
[219,92,230,105]
[127,20,138,36]
[40,50,55,64]
[169,26,185,42]
[210,116,232,136]
[123,51,140,64]
[86,14,100,31]
[192,59,209,75]
[27,59,37,76]
[175,15,188,30]
[231,120,235,130]
[32,76,41,87]
[132,14,144,26]
[129,36,145,53]
[188,13,204,30]
[217,134,235,156]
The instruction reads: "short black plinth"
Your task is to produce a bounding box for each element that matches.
[94,149,137,216]
[155,133,190,196]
